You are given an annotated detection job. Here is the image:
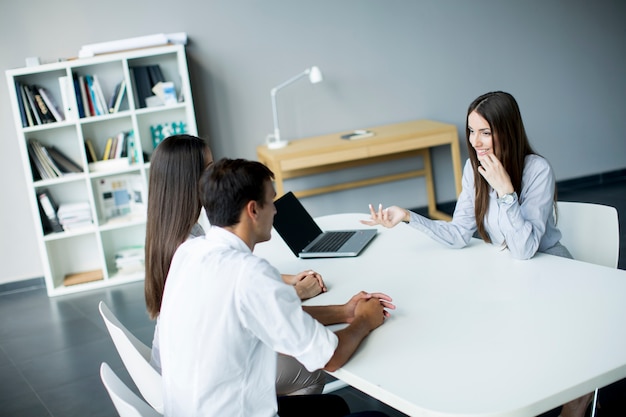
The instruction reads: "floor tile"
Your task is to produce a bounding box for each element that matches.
[37,371,119,417]
[0,390,51,417]
[0,363,35,402]
[18,337,123,392]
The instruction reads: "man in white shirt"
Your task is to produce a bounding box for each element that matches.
[159,158,394,417]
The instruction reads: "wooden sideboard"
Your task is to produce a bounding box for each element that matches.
[256,119,462,220]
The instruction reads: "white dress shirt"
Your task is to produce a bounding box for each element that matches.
[159,226,338,417]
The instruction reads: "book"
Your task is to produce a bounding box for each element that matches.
[78,75,93,117]
[27,141,48,179]
[109,80,126,113]
[39,146,64,177]
[108,80,122,112]
[92,75,108,116]
[46,146,83,173]
[20,84,35,127]
[114,131,126,159]
[23,84,42,125]
[38,86,63,122]
[32,87,57,124]
[84,139,97,163]
[72,73,86,118]
[28,140,58,179]
[27,139,82,178]
[85,75,102,116]
[109,135,118,159]
[102,137,113,160]
[14,80,28,127]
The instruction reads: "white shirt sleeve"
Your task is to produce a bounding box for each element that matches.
[236,257,338,372]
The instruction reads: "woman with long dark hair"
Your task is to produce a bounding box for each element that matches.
[362,91,570,259]
[362,92,595,416]
[145,134,328,396]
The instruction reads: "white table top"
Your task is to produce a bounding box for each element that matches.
[253,213,626,417]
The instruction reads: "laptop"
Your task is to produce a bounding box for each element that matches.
[273,191,377,258]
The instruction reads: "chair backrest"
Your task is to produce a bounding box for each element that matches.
[100,362,163,417]
[556,201,620,268]
[99,301,164,413]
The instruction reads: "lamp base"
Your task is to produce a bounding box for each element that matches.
[267,140,289,149]
[266,133,289,149]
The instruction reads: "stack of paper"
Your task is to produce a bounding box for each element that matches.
[57,202,93,231]
[115,247,145,275]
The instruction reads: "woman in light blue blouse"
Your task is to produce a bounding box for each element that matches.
[362,91,595,417]
[362,91,571,260]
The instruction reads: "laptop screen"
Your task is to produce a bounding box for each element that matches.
[273,192,323,256]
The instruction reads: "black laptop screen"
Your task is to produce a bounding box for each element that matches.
[272,192,323,256]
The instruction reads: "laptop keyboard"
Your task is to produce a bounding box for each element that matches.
[307,231,355,252]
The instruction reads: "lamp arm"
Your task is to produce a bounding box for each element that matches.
[270,69,309,143]
[270,69,309,95]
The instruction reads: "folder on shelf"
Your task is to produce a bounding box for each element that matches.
[58,76,77,122]
[130,66,152,108]
[37,188,63,234]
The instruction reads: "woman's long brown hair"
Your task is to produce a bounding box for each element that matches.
[466,92,540,243]
[144,135,211,319]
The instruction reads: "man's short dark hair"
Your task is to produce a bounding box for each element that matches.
[200,158,275,227]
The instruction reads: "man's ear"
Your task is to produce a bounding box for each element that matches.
[246,200,258,218]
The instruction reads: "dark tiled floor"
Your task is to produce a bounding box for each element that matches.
[0,175,624,417]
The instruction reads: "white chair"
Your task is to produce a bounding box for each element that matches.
[556,201,620,417]
[99,301,164,414]
[556,201,620,268]
[100,362,163,417]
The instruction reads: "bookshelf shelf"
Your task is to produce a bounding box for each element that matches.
[6,44,198,296]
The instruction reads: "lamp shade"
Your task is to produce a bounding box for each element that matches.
[308,66,323,84]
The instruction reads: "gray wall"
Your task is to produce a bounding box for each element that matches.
[1,0,625,285]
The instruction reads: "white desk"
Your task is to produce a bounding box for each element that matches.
[254,213,626,417]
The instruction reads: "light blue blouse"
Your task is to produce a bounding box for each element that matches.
[408,155,566,260]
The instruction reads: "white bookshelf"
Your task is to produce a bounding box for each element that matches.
[5,44,198,296]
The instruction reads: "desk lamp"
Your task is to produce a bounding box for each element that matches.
[267,66,323,149]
